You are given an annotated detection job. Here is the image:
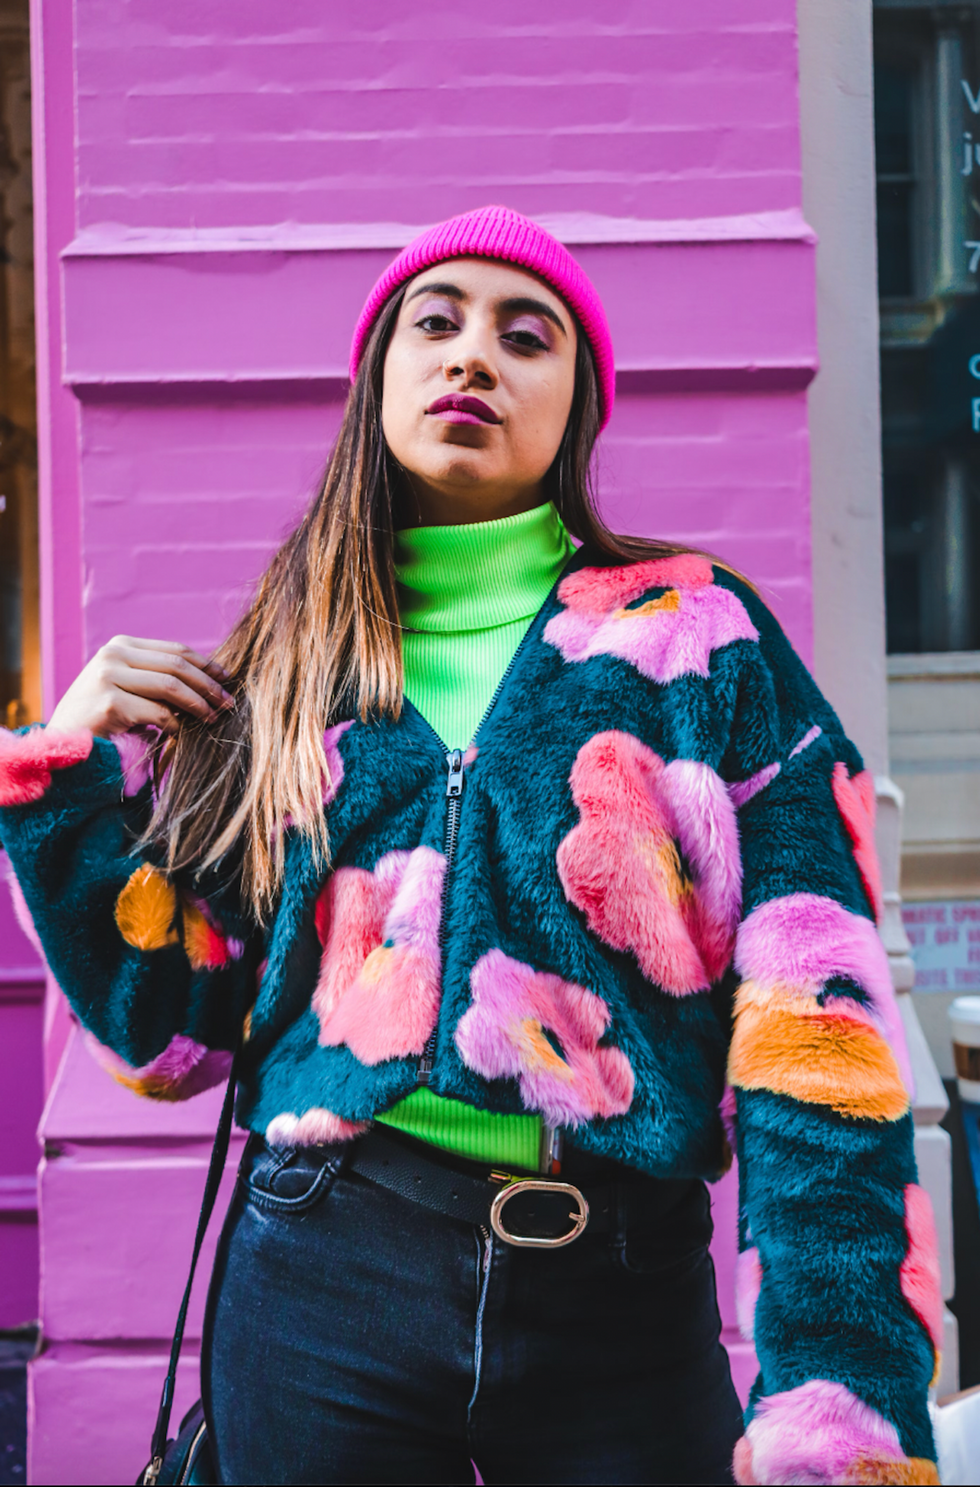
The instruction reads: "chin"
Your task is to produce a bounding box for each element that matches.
[422,451,498,488]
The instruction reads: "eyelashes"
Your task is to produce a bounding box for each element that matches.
[412,311,552,352]
[503,327,549,351]
[416,313,459,333]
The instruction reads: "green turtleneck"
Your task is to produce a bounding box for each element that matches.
[393,499,574,748]
[375,501,574,1169]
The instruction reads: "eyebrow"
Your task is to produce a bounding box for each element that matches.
[404,281,568,337]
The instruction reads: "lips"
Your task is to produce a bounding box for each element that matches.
[426,394,501,425]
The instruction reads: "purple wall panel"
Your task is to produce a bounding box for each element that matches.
[28,1,813,1476]
[75,383,812,659]
[79,394,343,652]
[62,228,815,390]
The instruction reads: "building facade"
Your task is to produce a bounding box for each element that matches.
[0,1,961,1480]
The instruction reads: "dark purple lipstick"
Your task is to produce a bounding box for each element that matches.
[426,394,501,425]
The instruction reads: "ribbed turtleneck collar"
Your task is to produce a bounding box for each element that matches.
[394,502,574,634]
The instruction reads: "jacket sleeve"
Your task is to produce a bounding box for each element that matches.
[718,584,941,1486]
[0,726,259,1099]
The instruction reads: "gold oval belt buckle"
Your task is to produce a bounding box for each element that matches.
[489,1179,590,1249]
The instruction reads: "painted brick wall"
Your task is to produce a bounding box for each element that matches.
[74,2,800,228]
[28,2,814,1479]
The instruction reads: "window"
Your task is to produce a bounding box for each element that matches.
[875,1,980,653]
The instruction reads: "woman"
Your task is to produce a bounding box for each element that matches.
[0,206,940,1486]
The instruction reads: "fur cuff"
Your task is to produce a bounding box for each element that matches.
[84,1031,231,1102]
[0,727,93,807]
[733,1380,938,1485]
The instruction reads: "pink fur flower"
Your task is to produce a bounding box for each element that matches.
[313,846,445,1065]
[900,1183,944,1367]
[557,731,741,994]
[832,763,884,925]
[111,729,157,798]
[544,558,757,684]
[455,947,634,1127]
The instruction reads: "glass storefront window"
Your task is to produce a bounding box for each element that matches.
[875,2,980,654]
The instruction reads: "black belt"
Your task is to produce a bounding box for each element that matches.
[346,1126,613,1248]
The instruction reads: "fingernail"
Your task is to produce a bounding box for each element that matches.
[220,691,235,707]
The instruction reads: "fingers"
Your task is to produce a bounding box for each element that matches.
[88,693,179,738]
[113,636,232,685]
[105,641,234,713]
[112,665,225,724]
[114,698,180,736]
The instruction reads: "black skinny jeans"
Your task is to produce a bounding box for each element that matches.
[204,1133,743,1486]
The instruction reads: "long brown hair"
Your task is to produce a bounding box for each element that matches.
[145,287,741,916]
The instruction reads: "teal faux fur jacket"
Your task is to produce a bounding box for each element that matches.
[0,551,940,1483]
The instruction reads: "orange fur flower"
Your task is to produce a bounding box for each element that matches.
[728,988,908,1121]
[114,864,178,951]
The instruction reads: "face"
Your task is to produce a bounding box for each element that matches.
[381,257,577,525]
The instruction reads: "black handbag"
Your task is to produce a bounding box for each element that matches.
[137,1055,239,1486]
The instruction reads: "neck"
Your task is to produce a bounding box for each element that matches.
[397,476,546,528]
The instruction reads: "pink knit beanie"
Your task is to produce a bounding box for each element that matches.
[349,205,615,429]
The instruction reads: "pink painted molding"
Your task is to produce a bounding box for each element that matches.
[63,207,817,255]
[61,227,817,393]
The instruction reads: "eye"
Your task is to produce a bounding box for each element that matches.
[416,313,458,334]
[502,328,548,351]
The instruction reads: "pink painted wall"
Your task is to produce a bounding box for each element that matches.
[26,3,814,1480]
[0,853,44,1328]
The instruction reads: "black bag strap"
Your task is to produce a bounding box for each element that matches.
[147,1051,239,1473]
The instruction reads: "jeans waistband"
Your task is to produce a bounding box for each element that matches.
[244,1124,712,1250]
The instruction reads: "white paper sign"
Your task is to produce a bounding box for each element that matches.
[902,900,980,991]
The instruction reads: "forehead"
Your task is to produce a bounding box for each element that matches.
[403,256,570,321]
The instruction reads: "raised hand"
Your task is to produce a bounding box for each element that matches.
[46,636,235,736]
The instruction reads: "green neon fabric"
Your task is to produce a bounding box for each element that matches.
[392,501,575,749]
[376,1085,543,1171]
[377,501,574,1168]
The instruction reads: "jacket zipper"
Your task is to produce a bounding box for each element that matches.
[415,633,535,1087]
[417,746,464,1084]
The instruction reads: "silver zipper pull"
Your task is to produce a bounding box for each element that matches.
[446,748,464,798]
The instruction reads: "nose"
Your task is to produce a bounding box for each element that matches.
[442,324,498,391]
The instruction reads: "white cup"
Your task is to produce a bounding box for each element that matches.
[950,996,980,1103]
